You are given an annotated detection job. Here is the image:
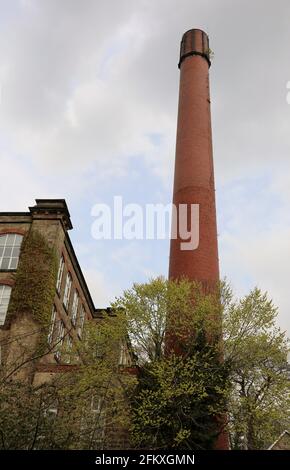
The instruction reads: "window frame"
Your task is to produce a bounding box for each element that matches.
[54,319,65,362]
[48,305,57,346]
[56,255,65,293]
[63,334,73,364]
[0,234,23,271]
[0,284,12,326]
[77,304,86,338]
[63,272,72,310]
[71,290,79,326]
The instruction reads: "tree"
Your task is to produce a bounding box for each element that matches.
[113,277,290,450]
[223,286,290,449]
[112,277,222,363]
[2,275,289,450]
[112,277,230,449]
[0,311,136,450]
[130,338,229,449]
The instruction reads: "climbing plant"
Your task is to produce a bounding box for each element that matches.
[7,228,58,350]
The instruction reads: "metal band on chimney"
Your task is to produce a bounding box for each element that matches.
[178,29,211,68]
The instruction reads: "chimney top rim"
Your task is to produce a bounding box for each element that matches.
[179,28,211,68]
[181,28,209,39]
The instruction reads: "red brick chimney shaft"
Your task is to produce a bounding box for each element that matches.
[169,29,219,287]
[168,29,229,450]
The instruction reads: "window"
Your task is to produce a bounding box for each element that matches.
[56,320,65,346]
[91,395,102,414]
[95,328,103,358]
[56,256,65,293]
[80,396,105,447]
[119,341,128,366]
[90,395,106,447]
[67,334,73,350]
[0,234,23,270]
[63,272,72,310]
[63,335,73,364]
[54,320,65,361]
[0,285,11,325]
[71,291,79,326]
[77,304,86,337]
[48,305,57,346]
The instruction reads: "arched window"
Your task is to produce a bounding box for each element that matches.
[0,285,11,325]
[0,234,23,270]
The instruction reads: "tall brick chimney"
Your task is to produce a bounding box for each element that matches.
[169,29,219,286]
[168,29,228,450]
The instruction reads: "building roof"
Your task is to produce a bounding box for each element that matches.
[0,199,105,316]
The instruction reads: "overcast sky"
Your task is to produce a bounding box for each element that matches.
[0,0,290,335]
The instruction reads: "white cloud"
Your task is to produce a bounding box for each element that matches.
[0,1,175,182]
[82,268,114,308]
[1,0,290,335]
[221,226,290,335]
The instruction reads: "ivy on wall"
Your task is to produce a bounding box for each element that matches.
[7,228,58,349]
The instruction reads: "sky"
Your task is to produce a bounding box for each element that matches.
[0,0,290,335]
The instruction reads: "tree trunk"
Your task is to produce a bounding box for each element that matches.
[246,417,256,450]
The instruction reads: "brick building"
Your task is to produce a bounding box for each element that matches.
[0,199,134,448]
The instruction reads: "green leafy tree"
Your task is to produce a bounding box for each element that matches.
[112,277,222,363]
[223,286,290,449]
[112,277,229,449]
[0,311,136,450]
[1,275,289,451]
[113,277,290,450]
[130,338,229,449]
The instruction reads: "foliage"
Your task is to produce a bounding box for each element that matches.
[1,272,289,451]
[0,312,136,449]
[130,336,229,449]
[7,228,58,350]
[114,277,290,450]
[113,277,229,449]
[111,277,221,364]
[223,286,290,449]
[0,380,54,450]
[207,48,214,60]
